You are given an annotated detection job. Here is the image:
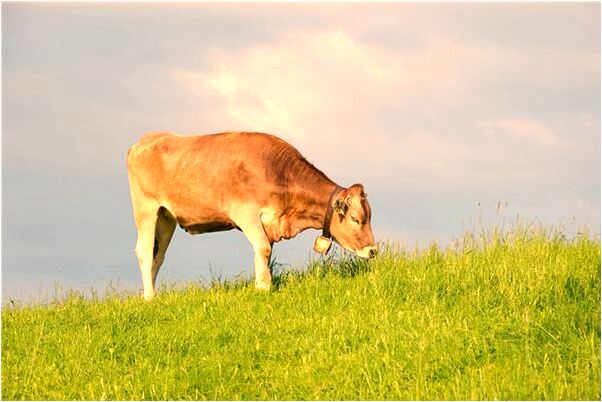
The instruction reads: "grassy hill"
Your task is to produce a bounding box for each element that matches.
[2,224,600,400]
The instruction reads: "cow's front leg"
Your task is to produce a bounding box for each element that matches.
[253,243,272,291]
[238,219,272,290]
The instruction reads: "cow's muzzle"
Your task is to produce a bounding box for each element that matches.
[356,245,378,259]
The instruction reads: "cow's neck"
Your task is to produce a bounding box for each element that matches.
[289,180,339,232]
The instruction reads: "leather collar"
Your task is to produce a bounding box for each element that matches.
[322,186,345,239]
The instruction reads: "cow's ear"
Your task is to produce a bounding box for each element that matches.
[334,196,349,216]
[334,199,345,216]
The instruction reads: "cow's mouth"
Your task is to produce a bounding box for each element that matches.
[335,240,378,259]
[355,245,378,259]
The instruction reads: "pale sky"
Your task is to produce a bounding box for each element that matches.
[2,2,600,303]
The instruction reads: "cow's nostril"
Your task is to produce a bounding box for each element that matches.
[369,248,377,258]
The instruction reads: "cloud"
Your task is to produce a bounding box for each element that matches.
[478,118,566,151]
[170,30,388,141]
[169,27,598,194]
[170,29,465,160]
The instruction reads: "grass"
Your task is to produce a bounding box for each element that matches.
[2,223,600,400]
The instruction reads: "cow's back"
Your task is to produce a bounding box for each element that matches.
[127,132,305,229]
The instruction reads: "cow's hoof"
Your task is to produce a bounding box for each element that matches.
[255,281,271,291]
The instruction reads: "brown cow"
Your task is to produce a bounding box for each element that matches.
[127,132,377,300]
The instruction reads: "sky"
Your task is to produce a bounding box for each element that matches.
[2,2,600,303]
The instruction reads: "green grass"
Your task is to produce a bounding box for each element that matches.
[2,224,600,400]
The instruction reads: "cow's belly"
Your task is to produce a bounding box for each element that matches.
[179,221,238,235]
[169,204,238,235]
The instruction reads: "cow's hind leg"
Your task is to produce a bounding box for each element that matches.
[151,207,177,288]
[134,205,159,301]
[237,218,272,290]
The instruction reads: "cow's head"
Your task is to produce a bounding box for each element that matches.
[328,184,377,259]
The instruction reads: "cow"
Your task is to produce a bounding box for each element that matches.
[127,132,377,300]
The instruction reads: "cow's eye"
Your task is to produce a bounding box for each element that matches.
[351,216,361,225]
